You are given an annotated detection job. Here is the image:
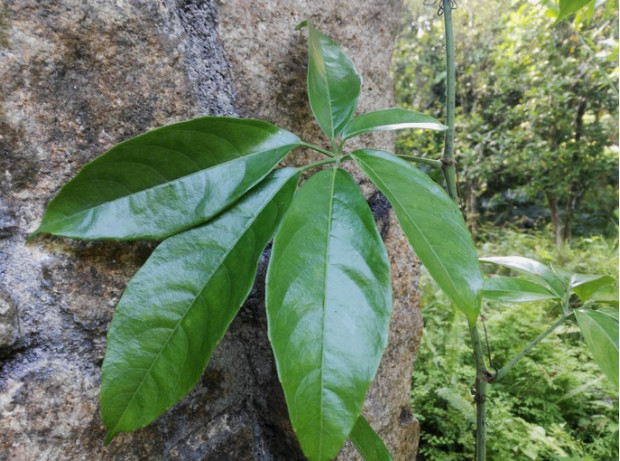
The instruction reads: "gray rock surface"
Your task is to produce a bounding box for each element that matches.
[0,0,422,459]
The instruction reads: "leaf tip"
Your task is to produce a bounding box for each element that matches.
[103,431,116,446]
[25,229,41,244]
[295,19,308,30]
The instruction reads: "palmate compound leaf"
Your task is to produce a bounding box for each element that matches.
[303,21,362,141]
[266,167,392,461]
[100,168,300,443]
[575,308,619,390]
[351,149,482,325]
[30,117,300,241]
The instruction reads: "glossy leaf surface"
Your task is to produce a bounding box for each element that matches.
[352,149,482,324]
[31,117,300,240]
[341,108,447,140]
[482,277,560,303]
[480,256,565,297]
[101,168,300,443]
[306,21,362,140]
[350,416,394,461]
[266,168,392,461]
[575,308,619,389]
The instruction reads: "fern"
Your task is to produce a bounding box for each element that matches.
[437,387,476,425]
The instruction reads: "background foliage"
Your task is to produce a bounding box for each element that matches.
[412,228,619,460]
[393,0,619,244]
[393,0,619,458]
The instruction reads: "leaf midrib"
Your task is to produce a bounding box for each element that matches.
[106,175,289,437]
[356,154,468,311]
[480,257,563,296]
[45,142,298,229]
[484,278,557,296]
[343,110,443,139]
[580,310,619,349]
[317,167,337,459]
[310,26,336,140]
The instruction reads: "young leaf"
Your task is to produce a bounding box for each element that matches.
[482,277,560,303]
[479,256,565,297]
[30,117,300,241]
[351,149,482,324]
[350,416,394,461]
[341,108,447,140]
[100,168,300,443]
[570,273,616,303]
[575,308,619,390]
[266,168,392,461]
[305,21,362,140]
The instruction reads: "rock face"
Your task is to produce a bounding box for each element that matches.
[0,1,423,460]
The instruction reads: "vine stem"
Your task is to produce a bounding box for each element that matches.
[440,3,485,458]
[469,324,488,461]
[492,311,574,383]
[441,0,459,202]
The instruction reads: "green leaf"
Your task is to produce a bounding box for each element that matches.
[570,273,616,303]
[306,21,362,140]
[31,117,300,241]
[599,306,620,320]
[341,108,447,140]
[588,286,620,304]
[479,256,565,297]
[350,416,394,461]
[575,308,619,389]
[100,168,300,443]
[266,168,392,461]
[482,277,560,303]
[351,149,482,324]
[557,0,594,22]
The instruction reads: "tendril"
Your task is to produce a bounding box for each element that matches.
[423,0,458,16]
[481,316,498,379]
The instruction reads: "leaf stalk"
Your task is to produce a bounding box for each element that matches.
[300,141,337,158]
[492,310,575,383]
[297,158,338,172]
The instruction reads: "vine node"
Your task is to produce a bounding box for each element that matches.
[424,0,458,16]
